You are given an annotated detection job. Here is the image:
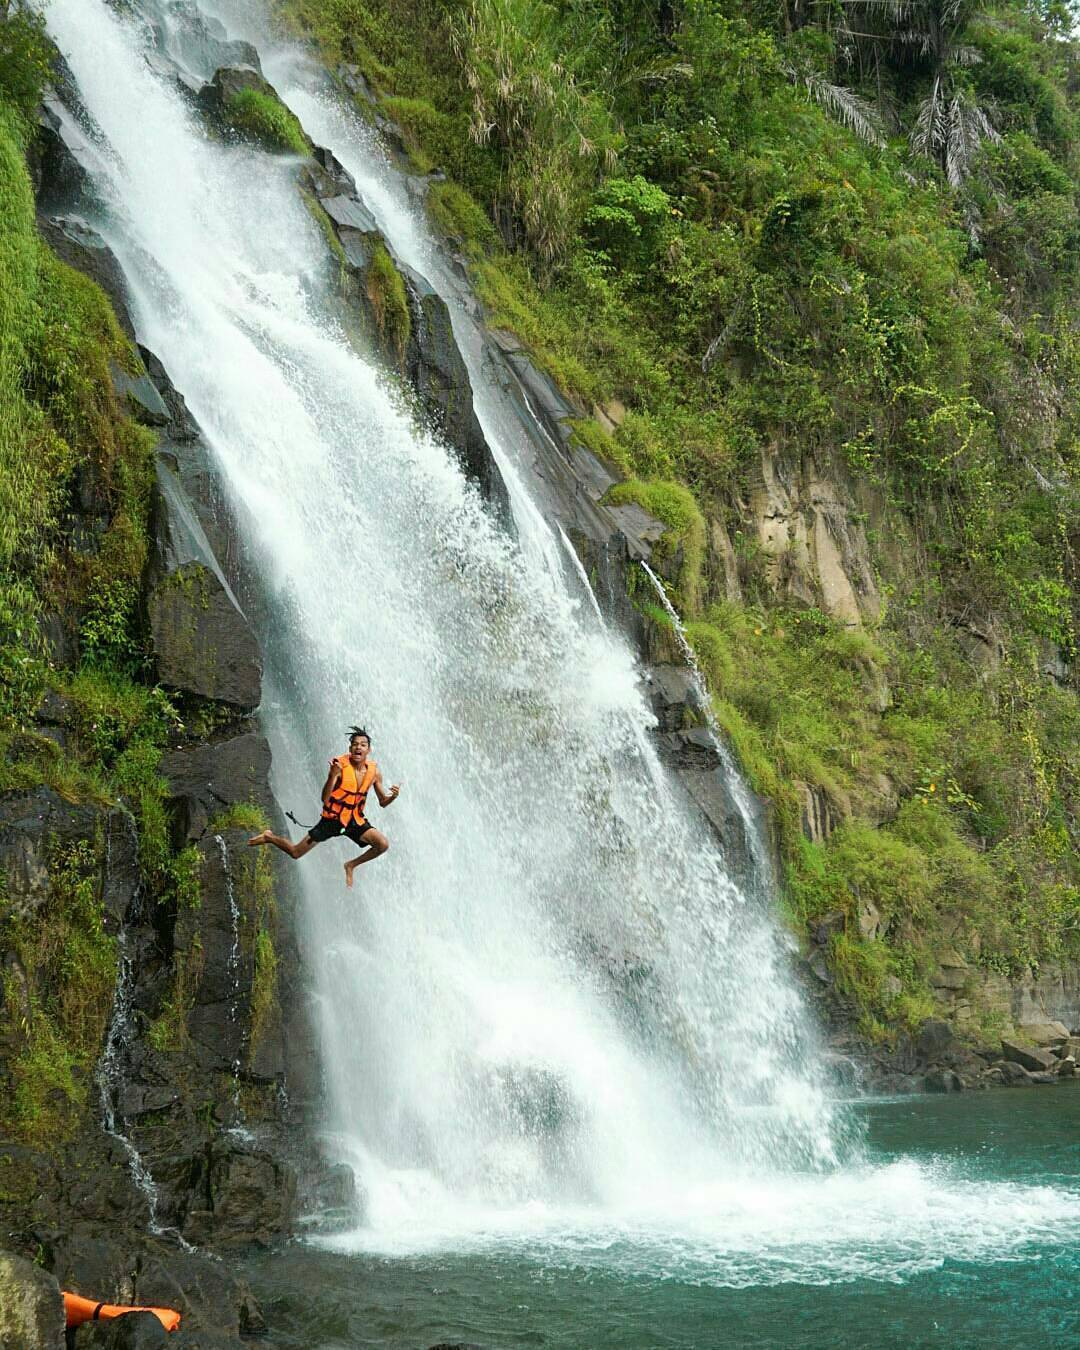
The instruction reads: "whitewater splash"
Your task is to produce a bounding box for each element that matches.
[46,0,1080,1283]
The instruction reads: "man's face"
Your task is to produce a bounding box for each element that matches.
[349,736,370,762]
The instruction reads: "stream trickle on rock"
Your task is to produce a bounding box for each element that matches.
[47,0,1080,1295]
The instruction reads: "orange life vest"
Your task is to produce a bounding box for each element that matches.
[63,1291,181,1333]
[321,754,377,827]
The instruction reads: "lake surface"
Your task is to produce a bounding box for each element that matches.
[246,1086,1079,1348]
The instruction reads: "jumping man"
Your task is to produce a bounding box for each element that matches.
[247,727,400,887]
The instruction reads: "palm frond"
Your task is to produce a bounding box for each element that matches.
[944,90,998,190]
[783,61,886,148]
[910,73,947,158]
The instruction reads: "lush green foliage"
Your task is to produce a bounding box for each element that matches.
[1,839,117,1140]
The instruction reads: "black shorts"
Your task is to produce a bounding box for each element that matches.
[307,815,375,847]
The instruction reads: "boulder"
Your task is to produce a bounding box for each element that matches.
[146,459,262,709]
[916,1019,956,1065]
[160,733,275,844]
[174,831,255,1073]
[646,664,699,732]
[930,950,969,992]
[1056,1056,1075,1078]
[146,6,261,86]
[922,1069,963,1093]
[399,264,510,518]
[197,65,270,115]
[32,93,90,213]
[799,783,838,845]
[1017,1020,1070,1047]
[71,1311,168,1348]
[749,449,880,626]
[807,948,833,985]
[995,1059,1035,1086]
[198,67,312,155]
[1000,1038,1056,1072]
[0,790,103,923]
[812,911,845,947]
[136,347,199,443]
[0,1251,64,1350]
[191,1146,297,1248]
[856,896,885,942]
[298,160,510,518]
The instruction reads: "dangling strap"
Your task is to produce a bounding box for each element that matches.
[286,810,318,831]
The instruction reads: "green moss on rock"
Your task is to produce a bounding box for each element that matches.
[224,88,309,155]
[365,241,411,358]
[606,479,705,615]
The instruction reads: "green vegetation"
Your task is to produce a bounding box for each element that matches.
[365,240,411,357]
[223,87,309,154]
[427,180,498,255]
[249,926,279,1058]
[209,801,270,833]
[607,479,705,613]
[147,934,202,1053]
[237,842,279,1064]
[2,839,117,1140]
[275,0,1079,1037]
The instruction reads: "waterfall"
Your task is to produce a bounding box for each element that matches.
[48,0,845,1252]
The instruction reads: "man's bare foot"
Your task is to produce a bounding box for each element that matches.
[344,862,358,889]
[248,830,271,847]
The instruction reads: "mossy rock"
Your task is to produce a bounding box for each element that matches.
[200,67,311,156]
[605,479,706,616]
[364,240,411,359]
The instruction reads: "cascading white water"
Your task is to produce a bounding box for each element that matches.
[48,0,1080,1280]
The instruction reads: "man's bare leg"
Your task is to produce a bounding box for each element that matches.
[344,830,388,888]
[248,830,316,861]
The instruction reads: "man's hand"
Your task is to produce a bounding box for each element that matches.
[388,784,400,800]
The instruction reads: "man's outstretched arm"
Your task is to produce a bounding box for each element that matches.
[373,770,400,808]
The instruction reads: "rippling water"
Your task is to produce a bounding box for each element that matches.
[246,1087,1080,1348]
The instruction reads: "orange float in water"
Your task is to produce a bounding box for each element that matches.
[63,1290,181,1333]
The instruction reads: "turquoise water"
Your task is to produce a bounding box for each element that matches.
[246,1087,1079,1348]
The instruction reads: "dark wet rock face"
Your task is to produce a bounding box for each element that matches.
[298,148,512,520]
[146,460,262,709]
[160,734,276,846]
[399,263,510,517]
